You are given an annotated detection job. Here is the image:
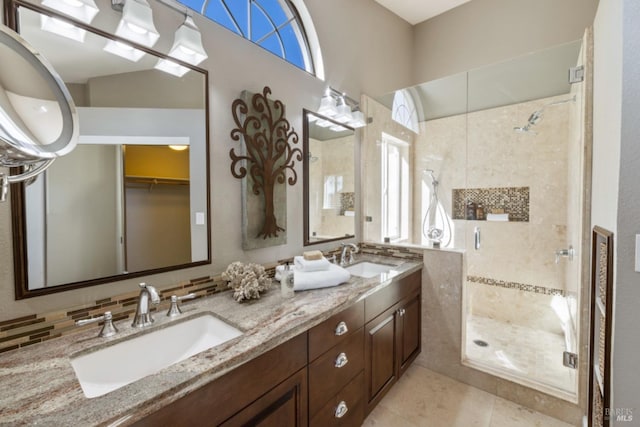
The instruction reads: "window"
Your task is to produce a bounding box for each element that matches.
[391,89,419,133]
[176,0,320,75]
[381,134,410,242]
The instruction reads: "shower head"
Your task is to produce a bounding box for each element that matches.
[527,110,543,126]
[514,95,576,135]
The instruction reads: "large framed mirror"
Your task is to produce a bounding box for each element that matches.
[303,109,355,246]
[8,0,210,298]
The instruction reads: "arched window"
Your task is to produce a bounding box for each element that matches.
[176,0,322,77]
[392,89,419,134]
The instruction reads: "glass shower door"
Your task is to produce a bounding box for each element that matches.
[461,37,590,402]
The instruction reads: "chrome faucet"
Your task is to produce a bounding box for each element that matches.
[340,243,359,266]
[132,282,160,328]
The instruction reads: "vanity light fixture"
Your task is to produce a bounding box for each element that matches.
[169,144,188,151]
[348,109,366,128]
[42,0,99,24]
[333,96,352,123]
[318,90,337,117]
[112,0,160,48]
[317,87,367,128]
[103,39,146,61]
[168,15,207,66]
[315,119,332,128]
[40,15,87,42]
[154,58,190,77]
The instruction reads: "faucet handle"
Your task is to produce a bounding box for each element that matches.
[76,311,118,338]
[167,293,196,317]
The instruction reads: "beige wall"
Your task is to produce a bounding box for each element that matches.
[412,0,600,84]
[0,0,413,319]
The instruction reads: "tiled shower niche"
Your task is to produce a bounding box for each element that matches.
[452,187,530,222]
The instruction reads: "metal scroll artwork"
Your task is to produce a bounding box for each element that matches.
[230,86,301,247]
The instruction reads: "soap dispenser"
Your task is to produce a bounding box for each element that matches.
[280,263,295,298]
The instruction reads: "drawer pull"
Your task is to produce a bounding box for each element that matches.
[335,321,348,336]
[334,401,349,418]
[334,352,349,368]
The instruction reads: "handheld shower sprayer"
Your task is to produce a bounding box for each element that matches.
[422,169,451,247]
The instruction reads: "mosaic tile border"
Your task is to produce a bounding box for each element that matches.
[467,275,565,297]
[360,243,424,262]
[453,187,530,222]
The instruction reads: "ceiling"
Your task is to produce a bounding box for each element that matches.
[374,0,475,25]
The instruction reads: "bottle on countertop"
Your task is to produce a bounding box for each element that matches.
[476,203,485,221]
[466,200,477,220]
[280,262,295,298]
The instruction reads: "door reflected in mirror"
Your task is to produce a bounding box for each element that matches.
[303,109,356,246]
[12,3,210,297]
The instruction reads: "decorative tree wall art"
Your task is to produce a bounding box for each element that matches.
[230,86,301,249]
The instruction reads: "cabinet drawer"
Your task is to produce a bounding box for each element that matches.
[308,328,364,416]
[308,300,364,361]
[365,270,421,323]
[310,371,364,427]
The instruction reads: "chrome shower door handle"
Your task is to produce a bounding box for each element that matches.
[474,226,481,250]
[555,246,575,263]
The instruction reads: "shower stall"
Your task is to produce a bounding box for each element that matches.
[364,35,591,404]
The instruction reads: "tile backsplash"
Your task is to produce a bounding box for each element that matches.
[0,275,229,354]
[1,243,421,354]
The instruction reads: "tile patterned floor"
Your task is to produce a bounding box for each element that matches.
[363,364,574,427]
[465,315,576,393]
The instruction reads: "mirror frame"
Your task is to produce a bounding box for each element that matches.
[6,0,211,299]
[302,108,356,246]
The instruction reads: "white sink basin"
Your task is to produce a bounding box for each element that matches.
[346,261,395,278]
[71,313,242,398]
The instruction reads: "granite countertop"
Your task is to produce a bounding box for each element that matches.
[0,256,421,426]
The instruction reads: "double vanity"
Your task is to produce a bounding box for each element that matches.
[0,256,422,426]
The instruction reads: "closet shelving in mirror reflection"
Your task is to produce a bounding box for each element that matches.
[7,0,211,299]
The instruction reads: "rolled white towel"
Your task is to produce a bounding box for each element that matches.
[294,263,351,291]
[294,255,331,272]
[486,213,509,222]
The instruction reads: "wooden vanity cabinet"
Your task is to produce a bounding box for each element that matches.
[308,299,365,427]
[134,269,421,426]
[132,333,308,427]
[364,270,422,415]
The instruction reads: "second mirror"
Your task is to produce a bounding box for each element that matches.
[303,109,356,246]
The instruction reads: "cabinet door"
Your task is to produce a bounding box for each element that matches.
[364,304,398,414]
[220,368,308,427]
[398,292,421,377]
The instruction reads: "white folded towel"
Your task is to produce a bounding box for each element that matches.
[293,263,351,291]
[293,255,330,272]
[486,213,509,222]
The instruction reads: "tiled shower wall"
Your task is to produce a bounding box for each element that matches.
[414,94,573,296]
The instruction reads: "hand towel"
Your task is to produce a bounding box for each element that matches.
[303,250,324,261]
[294,255,331,272]
[486,213,509,222]
[293,263,351,291]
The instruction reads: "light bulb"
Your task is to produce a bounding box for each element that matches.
[126,22,148,35]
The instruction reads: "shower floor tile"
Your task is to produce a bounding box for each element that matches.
[465,315,576,393]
